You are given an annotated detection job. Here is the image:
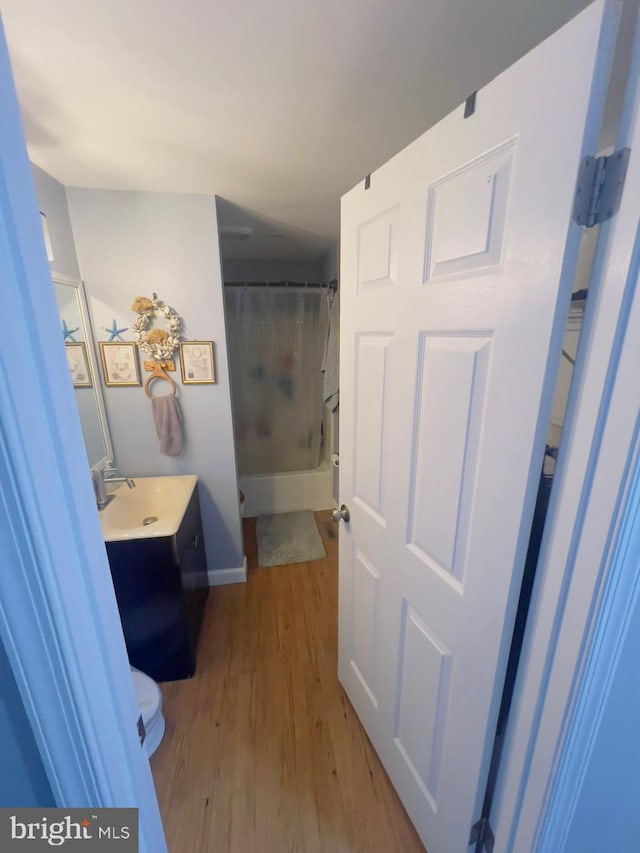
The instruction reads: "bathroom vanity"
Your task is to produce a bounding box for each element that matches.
[102,475,209,682]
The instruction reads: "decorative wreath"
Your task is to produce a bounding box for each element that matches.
[131,293,182,360]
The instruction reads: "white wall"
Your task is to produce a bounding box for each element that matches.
[321,242,339,283]
[66,188,244,575]
[31,163,80,280]
[221,256,323,282]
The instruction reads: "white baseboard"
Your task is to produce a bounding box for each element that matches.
[208,556,247,586]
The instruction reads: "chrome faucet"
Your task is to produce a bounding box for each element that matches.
[93,468,135,510]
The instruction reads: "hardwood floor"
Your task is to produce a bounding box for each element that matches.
[151,511,425,853]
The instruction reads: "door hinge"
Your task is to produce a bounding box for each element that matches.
[469,817,495,853]
[573,147,630,228]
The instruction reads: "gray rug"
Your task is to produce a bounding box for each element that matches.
[256,511,327,568]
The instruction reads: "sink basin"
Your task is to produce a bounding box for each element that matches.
[99,475,198,542]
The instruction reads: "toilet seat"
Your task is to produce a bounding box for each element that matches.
[131,667,165,757]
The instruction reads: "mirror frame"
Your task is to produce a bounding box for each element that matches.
[52,271,113,470]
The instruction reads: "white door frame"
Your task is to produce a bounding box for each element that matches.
[493,5,640,847]
[538,441,640,851]
[0,20,166,852]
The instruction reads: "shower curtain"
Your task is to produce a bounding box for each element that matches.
[224,287,328,475]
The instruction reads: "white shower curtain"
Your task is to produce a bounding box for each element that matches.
[224,287,328,475]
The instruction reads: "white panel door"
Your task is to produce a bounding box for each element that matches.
[338,3,619,851]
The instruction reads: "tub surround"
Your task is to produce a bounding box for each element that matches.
[239,406,337,517]
[240,459,334,517]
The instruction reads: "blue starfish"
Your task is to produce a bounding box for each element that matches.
[103,319,128,342]
[62,319,80,342]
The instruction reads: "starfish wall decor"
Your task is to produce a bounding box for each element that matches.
[103,319,129,342]
[62,319,79,342]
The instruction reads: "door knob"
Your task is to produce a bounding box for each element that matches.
[332,504,351,524]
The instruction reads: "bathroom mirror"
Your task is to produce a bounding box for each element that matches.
[52,272,113,469]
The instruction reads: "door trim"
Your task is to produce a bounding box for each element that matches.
[537,434,640,850]
[0,19,166,851]
[492,4,640,847]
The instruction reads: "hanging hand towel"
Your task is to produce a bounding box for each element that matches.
[151,395,183,456]
[322,292,339,411]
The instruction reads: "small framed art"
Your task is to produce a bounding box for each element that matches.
[99,342,141,387]
[65,342,92,388]
[179,341,216,384]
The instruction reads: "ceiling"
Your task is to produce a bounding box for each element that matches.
[2,0,591,259]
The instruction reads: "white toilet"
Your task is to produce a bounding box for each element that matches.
[131,667,165,758]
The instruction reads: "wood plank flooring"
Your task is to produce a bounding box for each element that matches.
[151,511,425,853]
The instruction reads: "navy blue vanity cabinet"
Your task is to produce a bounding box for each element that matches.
[105,486,209,682]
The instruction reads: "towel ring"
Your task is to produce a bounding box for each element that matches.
[144,363,177,399]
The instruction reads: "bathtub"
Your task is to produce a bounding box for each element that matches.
[239,405,338,517]
[239,458,335,517]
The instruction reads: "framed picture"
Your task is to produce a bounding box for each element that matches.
[65,342,92,388]
[99,342,141,387]
[179,341,215,384]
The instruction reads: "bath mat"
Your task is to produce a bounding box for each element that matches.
[256,511,326,567]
